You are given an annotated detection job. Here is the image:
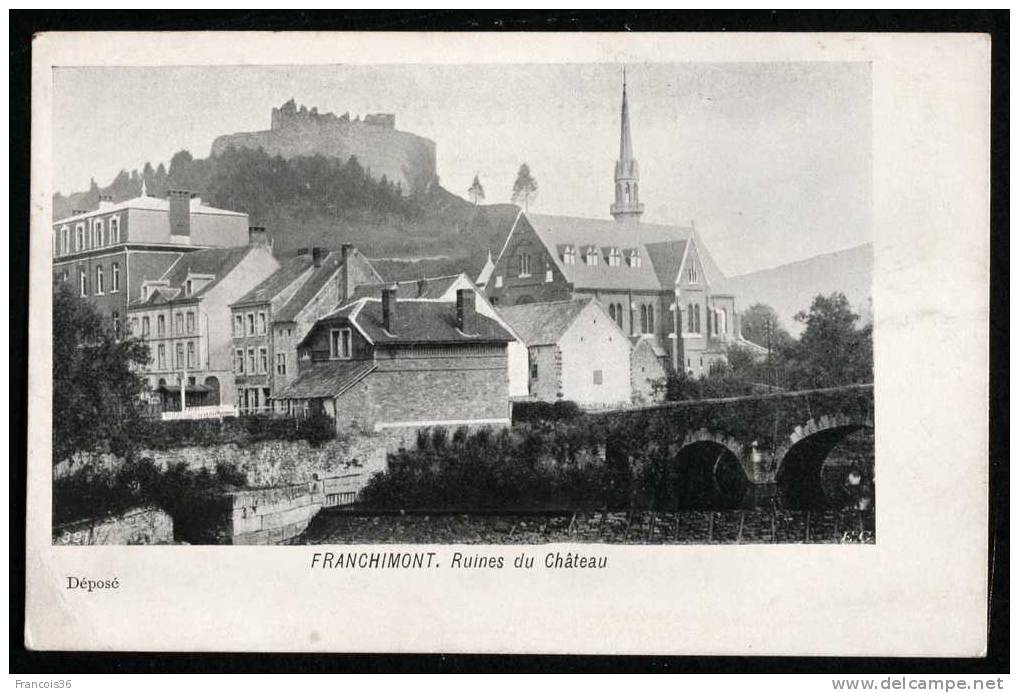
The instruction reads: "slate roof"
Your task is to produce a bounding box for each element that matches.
[274,250,369,322]
[274,361,376,399]
[130,246,252,306]
[350,274,460,302]
[521,213,725,291]
[645,240,689,288]
[313,298,514,346]
[496,298,593,347]
[233,255,312,307]
[54,192,246,225]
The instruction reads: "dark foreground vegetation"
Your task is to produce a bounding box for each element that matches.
[298,508,875,545]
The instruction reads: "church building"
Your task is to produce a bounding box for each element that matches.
[483,75,746,377]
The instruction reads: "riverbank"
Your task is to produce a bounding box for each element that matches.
[295,508,876,545]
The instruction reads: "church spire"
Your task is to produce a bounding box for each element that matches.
[611,68,644,223]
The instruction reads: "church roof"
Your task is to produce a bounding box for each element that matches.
[523,213,697,291]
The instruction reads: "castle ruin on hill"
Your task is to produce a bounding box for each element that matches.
[211,99,438,196]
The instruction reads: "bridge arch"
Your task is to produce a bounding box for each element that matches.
[774,414,874,508]
[659,430,750,509]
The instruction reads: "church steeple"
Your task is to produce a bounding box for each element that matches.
[611,69,644,223]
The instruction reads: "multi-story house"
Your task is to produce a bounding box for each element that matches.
[348,272,528,398]
[229,244,382,413]
[126,230,279,413]
[51,186,250,335]
[274,288,513,445]
[483,78,751,378]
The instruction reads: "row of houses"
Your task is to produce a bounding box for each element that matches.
[53,78,764,442]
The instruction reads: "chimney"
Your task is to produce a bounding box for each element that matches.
[312,247,326,267]
[248,226,270,247]
[416,278,427,297]
[167,190,192,237]
[456,289,477,334]
[382,287,397,334]
[339,243,356,302]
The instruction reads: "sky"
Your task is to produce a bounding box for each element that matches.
[53,62,871,276]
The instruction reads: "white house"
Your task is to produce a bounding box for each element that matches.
[497,298,632,408]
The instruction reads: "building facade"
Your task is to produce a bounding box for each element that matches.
[126,233,280,412]
[51,187,250,334]
[349,272,529,399]
[483,78,748,378]
[230,244,383,413]
[275,289,513,443]
[498,298,632,407]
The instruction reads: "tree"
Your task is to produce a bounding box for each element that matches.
[52,283,151,464]
[787,292,872,389]
[511,163,538,211]
[739,303,792,349]
[468,175,486,205]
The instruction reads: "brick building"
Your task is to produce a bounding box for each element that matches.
[483,78,751,378]
[274,289,513,441]
[348,272,528,398]
[51,186,250,334]
[229,244,382,413]
[498,298,632,407]
[126,231,280,412]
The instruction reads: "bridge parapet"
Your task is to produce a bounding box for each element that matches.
[596,384,874,485]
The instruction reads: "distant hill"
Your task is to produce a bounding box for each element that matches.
[721,244,873,333]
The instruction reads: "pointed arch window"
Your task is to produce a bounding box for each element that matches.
[640,305,648,334]
[694,304,701,334]
[687,304,694,333]
[647,304,655,333]
[608,304,616,322]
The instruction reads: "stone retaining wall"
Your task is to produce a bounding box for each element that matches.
[53,506,174,545]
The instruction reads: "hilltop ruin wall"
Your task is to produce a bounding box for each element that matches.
[210,100,437,195]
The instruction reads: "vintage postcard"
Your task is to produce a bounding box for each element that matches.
[25,31,990,656]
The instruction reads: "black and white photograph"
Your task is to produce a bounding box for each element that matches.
[49,61,875,547]
[19,26,996,662]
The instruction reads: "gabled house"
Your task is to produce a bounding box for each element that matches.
[497,298,632,408]
[126,233,280,413]
[349,272,528,398]
[228,244,382,413]
[274,288,514,441]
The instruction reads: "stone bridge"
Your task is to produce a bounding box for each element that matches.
[596,384,874,489]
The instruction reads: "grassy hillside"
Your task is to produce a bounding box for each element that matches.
[53,147,521,282]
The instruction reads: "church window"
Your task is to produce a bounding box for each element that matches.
[518,253,531,276]
[720,308,728,334]
[695,304,701,334]
[687,304,694,333]
[609,304,616,322]
[616,303,624,328]
[647,304,655,333]
[640,305,648,334]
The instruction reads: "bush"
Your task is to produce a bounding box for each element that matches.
[129,413,336,450]
[52,457,246,541]
[511,400,584,425]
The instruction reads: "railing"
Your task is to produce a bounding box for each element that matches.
[160,404,239,421]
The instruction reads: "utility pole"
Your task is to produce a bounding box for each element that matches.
[765,318,773,389]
